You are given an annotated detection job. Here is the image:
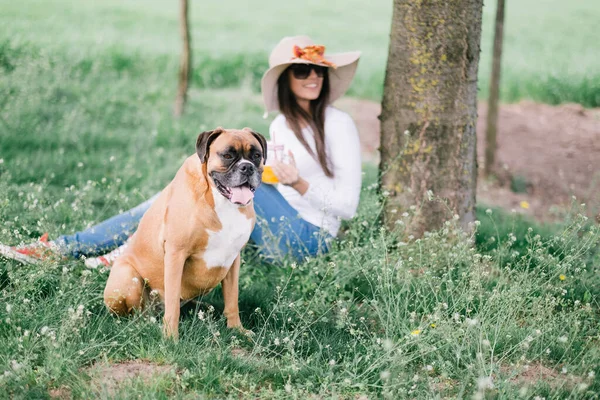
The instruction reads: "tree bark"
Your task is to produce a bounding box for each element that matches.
[484,0,506,176]
[173,0,191,117]
[379,0,483,236]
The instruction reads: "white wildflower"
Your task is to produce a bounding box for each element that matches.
[10,360,22,371]
[558,336,568,343]
[383,339,394,351]
[477,376,494,390]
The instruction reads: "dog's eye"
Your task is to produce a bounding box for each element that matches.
[223,154,233,160]
[253,153,261,160]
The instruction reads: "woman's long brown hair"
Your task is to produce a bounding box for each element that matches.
[277,67,333,177]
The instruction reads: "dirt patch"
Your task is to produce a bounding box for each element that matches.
[49,387,72,399]
[231,347,250,357]
[500,362,586,389]
[335,98,600,221]
[86,359,175,395]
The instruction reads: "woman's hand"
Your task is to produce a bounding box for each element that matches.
[271,151,309,194]
[272,151,299,185]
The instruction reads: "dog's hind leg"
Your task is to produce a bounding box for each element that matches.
[104,259,144,315]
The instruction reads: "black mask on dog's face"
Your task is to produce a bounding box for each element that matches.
[196,128,267,206]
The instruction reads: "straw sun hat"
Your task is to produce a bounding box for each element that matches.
[261,35,361,114]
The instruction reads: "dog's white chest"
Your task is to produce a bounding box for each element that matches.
[203,191,253,269]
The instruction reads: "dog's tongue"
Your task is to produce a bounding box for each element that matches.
[230,185,254,205]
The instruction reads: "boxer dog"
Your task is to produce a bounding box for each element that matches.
[103,127,266,339]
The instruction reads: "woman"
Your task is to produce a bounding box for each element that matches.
[0,35,362,265]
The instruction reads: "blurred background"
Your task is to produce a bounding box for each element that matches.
[2,0,598,102]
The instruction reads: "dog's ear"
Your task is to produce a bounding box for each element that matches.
[196,127,224,163]
[243,127,268,163]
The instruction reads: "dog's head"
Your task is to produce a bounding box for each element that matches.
[196,127,267,206]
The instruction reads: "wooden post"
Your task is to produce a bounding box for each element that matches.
[174,0,191,117]
[484,0,506,176]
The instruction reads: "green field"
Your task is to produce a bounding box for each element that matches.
[1,0,599,398]
[1,0,599,105]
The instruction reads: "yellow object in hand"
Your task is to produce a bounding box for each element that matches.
[262,165,279,184]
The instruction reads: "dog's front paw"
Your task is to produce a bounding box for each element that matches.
[162,320,179,342]
[226,315,242,329]
[236,326,254,337]
[226,318,253,336]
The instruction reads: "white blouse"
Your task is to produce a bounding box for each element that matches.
[269,106,362,236]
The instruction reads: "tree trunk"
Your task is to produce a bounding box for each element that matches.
[484,0,506,176]
[173,0,191,117]
[379,0,483,237]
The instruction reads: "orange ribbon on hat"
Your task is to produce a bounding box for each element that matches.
[292,45,337,68]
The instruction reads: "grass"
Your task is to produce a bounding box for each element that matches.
[1,1,600,398]
[1,191,599,397]
[1,0,599,105]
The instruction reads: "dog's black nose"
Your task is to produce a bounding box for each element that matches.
[239,163,255,176]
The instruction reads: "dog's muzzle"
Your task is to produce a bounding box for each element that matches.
[211,160,261,205]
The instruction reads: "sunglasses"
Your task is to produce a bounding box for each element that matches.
[289,64,328,79]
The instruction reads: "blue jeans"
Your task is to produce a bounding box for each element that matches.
[250,184,331,261]
[55,185,330,262]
